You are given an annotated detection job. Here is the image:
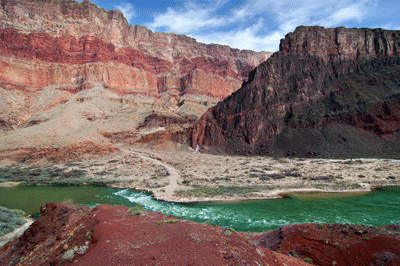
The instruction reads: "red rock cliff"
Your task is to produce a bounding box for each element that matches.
[0,0,270,99]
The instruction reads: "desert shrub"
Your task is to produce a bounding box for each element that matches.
[175,185,271,198]
[157,219,179,225]
[128,206,143,216]
[0,206,26,237]
[62,249,75,261]
[0,165,120,186]
[303,257,313,263]
[374,251,397,265]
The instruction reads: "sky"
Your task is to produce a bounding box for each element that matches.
[86,0,400,52]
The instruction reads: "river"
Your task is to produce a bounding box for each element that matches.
[0,186,399,232]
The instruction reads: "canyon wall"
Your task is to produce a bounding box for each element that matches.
[0,0,269,98]
[0,0,270,159]
[191,26,400,158]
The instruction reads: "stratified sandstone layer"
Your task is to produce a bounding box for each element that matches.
[0,203,307,266]
[0,0,269,98]
[0,0,270,160]
[192,26,400,158]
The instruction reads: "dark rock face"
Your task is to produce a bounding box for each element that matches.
[253,223,400,266]
[191,26,400,158]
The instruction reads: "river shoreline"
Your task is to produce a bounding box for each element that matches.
[1,147,400,203]
[1,184,399,234]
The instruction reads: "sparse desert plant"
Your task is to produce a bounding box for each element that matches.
[175,185,266,198]
[303,257,313,263]
[225,227,237,234]
[128,206,143,216]
[0,206,27,237]
[224,229,232,236]
[374,251,397,265]
[77,241,90,255]
[156,219,179,225]
[62,249,75,261]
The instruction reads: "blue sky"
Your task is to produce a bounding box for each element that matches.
[87,0,399,52]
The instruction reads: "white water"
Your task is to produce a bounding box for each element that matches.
[112,188,400,232]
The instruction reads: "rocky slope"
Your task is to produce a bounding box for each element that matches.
[0,203,307,266]
[0,0,269,161]
[1,202,398,266]
[253,222,400,266]
[192,26,400,158]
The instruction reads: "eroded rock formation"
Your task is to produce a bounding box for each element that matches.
[192,26,400,158]
[0,0,269,98]
[0,0,269,160]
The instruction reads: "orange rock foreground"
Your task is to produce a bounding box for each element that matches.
[1,202,399,265]
[0,203,306,266]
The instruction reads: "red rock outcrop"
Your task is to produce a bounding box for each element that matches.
[253,223,400,266]
[0,203,307,266]
[191,26,400,158]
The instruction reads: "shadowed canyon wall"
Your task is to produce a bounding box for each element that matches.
[191,26,400,158]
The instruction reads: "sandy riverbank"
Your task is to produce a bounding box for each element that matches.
[1,145,399,203]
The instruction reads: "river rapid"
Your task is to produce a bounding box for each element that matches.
[0,186,399,232]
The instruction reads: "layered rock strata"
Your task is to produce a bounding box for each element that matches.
[192,26,400,158]
[0,0,269,99]
[0,0,269,160]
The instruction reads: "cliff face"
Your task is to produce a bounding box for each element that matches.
[192,26,400,158]
[0,0,269,159]
[0,0,269,98]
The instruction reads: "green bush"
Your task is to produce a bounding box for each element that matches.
[304,258,313,263]
[128,206,143,216]
[175,185,273,198]
[156,219,179,225]
[0,206,27,237]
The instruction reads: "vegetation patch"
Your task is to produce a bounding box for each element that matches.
[0,165,119,186]
[175,185,273,198]
[128,206,143,216]
[0,205,27,237]
[156,219,179,225]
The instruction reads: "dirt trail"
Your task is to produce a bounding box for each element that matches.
[0,218,34,248]
[123,149,183,201]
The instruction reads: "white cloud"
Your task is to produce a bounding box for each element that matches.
[319,5,364,27]
[194,20,284,52]
[148,3,228,33]
[375,22,400,31]
[114,3,135,23]
[147,0,379,52]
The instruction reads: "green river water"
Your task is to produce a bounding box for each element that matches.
[0,186,399,232]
